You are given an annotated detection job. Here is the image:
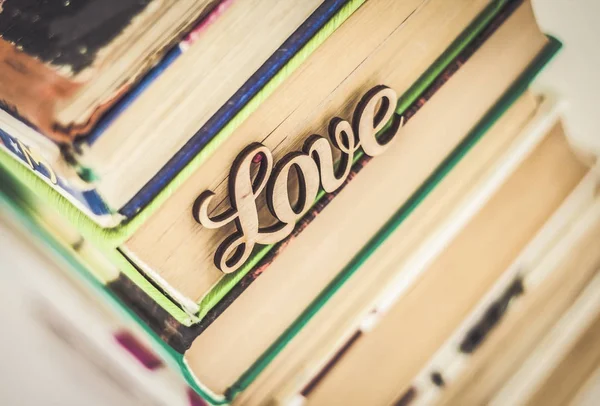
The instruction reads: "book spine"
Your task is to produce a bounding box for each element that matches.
[0,128,120,227]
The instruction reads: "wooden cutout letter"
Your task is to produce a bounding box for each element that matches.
[353,85,404,156]
[193,143,273,273]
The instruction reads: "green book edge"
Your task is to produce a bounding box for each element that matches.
[0,35,563,406]
[0,182,198,325]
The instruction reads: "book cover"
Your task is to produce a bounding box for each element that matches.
[0,0,221,141]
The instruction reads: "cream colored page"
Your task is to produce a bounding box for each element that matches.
[60,0,217,124]
[524,315,600,406]
[94,0,323,206]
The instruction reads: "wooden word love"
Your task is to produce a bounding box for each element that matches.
[193,85,404,273]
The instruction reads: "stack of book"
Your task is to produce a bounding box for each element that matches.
[0,0,598,404]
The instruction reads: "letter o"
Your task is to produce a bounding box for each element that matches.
[267,152,320,224]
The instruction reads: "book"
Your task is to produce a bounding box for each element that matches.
[0,0,362,217]
[0,186,200,406]
[0,0,221,141]
[0,0,236,226]
[0,123,116,226]
[407,165,600,405]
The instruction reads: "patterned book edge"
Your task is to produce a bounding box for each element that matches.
[0,128,119,226]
